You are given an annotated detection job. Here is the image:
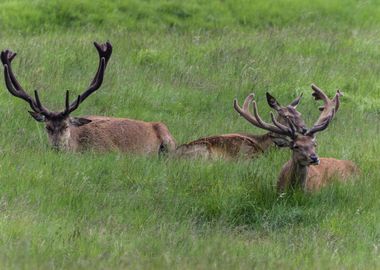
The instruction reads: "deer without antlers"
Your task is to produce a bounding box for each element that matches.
[1,42,175,154]
[174,93,306,159]
[234,85,358,192]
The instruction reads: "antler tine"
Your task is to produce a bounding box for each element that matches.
[61,90,72,116]
[288,117,297,135]
[1,50,22,90]
[79,57,105,103]
[68,95,81,114]
[67,49,108,113]
[311,83,341,113]
[251,101,293,136]
[3,64,41,113]
[34,90,41,108]
[305,108,335,136]
[311,84,329,103]
[33,90,49,114]
[289,92,303,107]
[89,41,112,86]
[233,94,293,137]
[63,92,80,116]
[270,113,296,138]
[233,94,260,127]
[308,84,342,136]
[4,65,21,97]
[65,90,70,111]
[242,93,254,111]
[332,89,342,113]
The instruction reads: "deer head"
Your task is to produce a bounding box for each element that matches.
[1,41,112,150]
[234,88,339,166]
[284,83,343,165]
[264,92,306,147]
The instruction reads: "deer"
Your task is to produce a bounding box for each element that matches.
[234,88,358,192]
[1,42,176,154]
[173,92,307,160]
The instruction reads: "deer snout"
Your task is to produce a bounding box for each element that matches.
[309,154,320,165]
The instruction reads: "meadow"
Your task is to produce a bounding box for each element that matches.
[0,0,379,269]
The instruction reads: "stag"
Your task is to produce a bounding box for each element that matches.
[1,42,175,154]
[234,87,358,192]
[174,93,306,159]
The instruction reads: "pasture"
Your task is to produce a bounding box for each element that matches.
[0,0,379,269]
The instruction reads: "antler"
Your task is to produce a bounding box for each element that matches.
[311,83,342,113]
[305,109,335,136]
[1,50,50,116]
[2,41,112,118]
[306,84,341,136]
[289,92,303,107]
[234,94,295,138]
[63,41,112,116]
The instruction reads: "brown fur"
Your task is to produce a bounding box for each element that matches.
[173,133,272,159]
[278,157,359,192]
[65,116,176,154]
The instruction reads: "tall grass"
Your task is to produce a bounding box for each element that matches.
[1,0,380,33]
[0,1,379,269]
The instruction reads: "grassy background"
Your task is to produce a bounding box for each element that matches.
[0,1,379,269]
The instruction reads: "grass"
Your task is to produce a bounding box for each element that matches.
[2,0,380,33]
[0,1,379,269]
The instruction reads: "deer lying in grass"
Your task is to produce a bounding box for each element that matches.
[234,89,358,192]
[1,42,175,154]
[174,92,306,159]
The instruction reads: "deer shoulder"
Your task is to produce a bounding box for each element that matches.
[304,158,359,191]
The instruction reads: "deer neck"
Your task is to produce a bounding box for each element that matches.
[289,154,309,189]
[244,132,273,151]
[65,126,79,151]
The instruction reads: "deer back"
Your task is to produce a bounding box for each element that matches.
[173,133,268,159]
[69,116,175,154]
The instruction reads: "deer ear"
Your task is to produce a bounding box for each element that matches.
[289,93,303,108]
[266,92,281,111]
[28,111,45,122]
[70,117,92,127]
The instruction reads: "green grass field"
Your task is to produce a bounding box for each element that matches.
[0,1,379,269]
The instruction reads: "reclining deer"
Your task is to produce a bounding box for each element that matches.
[1,42,175,154]
[234,88,358,192]
[174,92,307,159]
[174,85,339,160]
